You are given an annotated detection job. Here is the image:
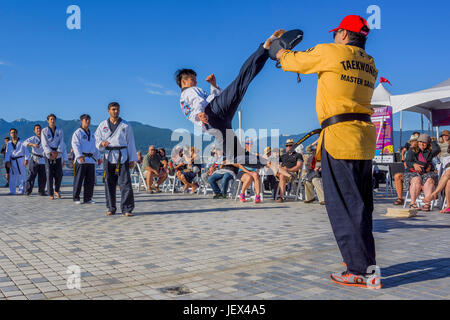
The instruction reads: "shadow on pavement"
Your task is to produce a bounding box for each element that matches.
[135,206,289,216]
[381,258,450,288]
[373,218,450,233]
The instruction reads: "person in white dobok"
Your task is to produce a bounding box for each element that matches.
[72,114,101,204]
[23,124,47,196]
[5,128,30,195]
[41,114,65,200]
[95,102,137,217]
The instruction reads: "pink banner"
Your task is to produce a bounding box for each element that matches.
[432,109,450,126]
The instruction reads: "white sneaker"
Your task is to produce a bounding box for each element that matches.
[74,200,81,204]
[85,200,96,204]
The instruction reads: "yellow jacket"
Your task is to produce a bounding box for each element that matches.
[280,43,378,160]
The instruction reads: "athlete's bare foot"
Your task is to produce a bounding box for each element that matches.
[125,212,133,217]
[264,29,286,49]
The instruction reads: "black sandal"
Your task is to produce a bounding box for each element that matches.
[409,203,420,210]
[422,203,431,212]
[393,198,404,205]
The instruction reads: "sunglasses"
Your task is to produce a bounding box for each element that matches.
[333,29,343,39]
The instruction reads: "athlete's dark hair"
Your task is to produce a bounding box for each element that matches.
[80,114,91,121]
[175,69,197,88]
[4,137,10,141]
[108,102,120,110]
[346,30,367,47]
[34,124,42,129]
[47,114,57,120]
[9,128,17,133]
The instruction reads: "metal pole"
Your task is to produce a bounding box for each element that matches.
[399,111,403,147]
[421,114,424,133]
[238,110,243,144]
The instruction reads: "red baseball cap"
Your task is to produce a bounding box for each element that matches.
[329,15,370,36]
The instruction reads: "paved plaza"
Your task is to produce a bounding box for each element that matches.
[0,186,449,300]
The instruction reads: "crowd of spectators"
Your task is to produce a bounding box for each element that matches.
[392,130,449,213]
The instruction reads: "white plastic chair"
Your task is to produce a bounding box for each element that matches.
[274,169,303,201]
[131,165,148,192]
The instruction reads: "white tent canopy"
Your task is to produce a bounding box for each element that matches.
[390,78,450,121]
[371,83,393,107]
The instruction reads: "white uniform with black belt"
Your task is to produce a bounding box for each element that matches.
[5,139,30,195]
[41,126,65,196]
[23,135,47,195]
[72,127,100,203]
[94,118,137,214]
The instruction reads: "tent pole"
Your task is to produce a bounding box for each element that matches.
[436,126,439,140]
[421,114,424,133]
[399,111,403,148]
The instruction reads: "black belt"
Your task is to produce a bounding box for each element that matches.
[11,156,24,175]
[321,113,372,130]
[32,153,43,158]
[49,147,59,164]
[82,152,97,162]
[105,146,127,151]
[105,146,127,175]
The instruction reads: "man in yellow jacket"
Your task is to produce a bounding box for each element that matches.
[275,15,381,289]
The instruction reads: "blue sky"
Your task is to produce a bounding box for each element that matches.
[0,0,449,135]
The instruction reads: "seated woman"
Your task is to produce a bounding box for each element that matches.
[403,134,441,211]
[393,135,418,205]
[175,147,199,193]
[235,163,262,203]
[424,144,450,213]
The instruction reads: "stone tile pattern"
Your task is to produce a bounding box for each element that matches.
[0,187,449,300]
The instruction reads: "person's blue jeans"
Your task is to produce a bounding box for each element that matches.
[208,172,234,195]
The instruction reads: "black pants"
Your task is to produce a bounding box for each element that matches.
[26,161,46,195]
[44,158,63,196]
[205,44,269,159]
[264,175,279,199]
[73,163,95,202]
[321,146,376,276]
[104,160,134,214]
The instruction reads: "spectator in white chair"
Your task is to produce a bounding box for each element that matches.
[403,134,440,211]
[276,139,303,203]
[303,144,325,205]
[424,144,450,213]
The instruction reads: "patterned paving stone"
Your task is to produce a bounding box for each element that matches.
[0,187,449,299]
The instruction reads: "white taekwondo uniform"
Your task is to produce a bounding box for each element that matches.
[23,134,46,195]
[179,85,222,131]
[5,139,30,195]
[94,118,137,214]
[71,127,100,202]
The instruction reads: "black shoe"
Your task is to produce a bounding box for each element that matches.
[25,192,31,196]
[39,193,48,196]
[213,194,223,199]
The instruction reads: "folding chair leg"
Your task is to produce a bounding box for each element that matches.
[403,191,410,209]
